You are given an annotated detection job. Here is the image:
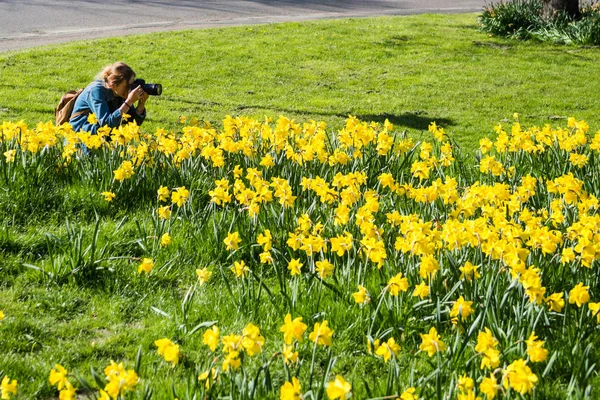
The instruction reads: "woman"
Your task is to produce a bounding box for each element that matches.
[70,62,149,134]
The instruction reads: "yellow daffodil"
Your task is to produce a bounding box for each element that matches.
[459,262,481,281]
[400,387,419,400]
[49,364,68,390]
[475,328,500,370]
[103,361,138,397]
[259,250,273,264]
[287,258,303,276]
[502,359,537,395]
[480,374,499,399]
[412,282,430,299]
[479,137,493,154]
[1,376,17,399]
[138,258,154,274]
[330,232,353,256]
[171,186,190,207]
[157,186,170,202]
[282,344,298,364]
[241,323,265,356]
[203,326,220,352]
[457,374,474,393]
[326,375,351,400]
[257,229,272,251]
[160,232,171,247]
[419,327,446,357]
[222,351,241,371]
[157,205,172,220]
[375,337,401,362]
[222,333,242,354]
[352,285,370,305]
[316,259,334,279]
[224,231,242,251]
[101,191,116,202]
[569,282,590,307]
[113,160,135,181]
[58,380,77,400]
[154,338,180,366]
[309,320,333,347]
[280,313,307,344]
[196,267,212,285]
[3,150,16,163]
[545,292,565,312]
[450,296,474,324]
[87,113,98,125]
[387,272,409,296]
[98,389,111,400]
[230,260,249,278]
[526,332,548,362]
[198,368,217,390]
[280,377,301,400]
[419,255,440,280]
[260,154,275,168]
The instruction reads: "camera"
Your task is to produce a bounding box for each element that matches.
[131,78,162,96]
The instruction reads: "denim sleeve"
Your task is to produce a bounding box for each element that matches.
[88,85,122,128]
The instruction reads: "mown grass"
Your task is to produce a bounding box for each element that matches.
[1,12,600,399]
[1,13,600,152]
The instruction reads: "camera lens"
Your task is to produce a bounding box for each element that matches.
[152,84,162,96]
[144,84,162,96]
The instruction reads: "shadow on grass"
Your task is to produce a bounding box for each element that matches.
[355,112,455,131]
[168,96,456,131]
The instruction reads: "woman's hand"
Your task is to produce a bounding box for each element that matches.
[138,91,149,107]
[126,85,145,105]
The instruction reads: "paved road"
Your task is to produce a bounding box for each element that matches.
[0,0,489,52]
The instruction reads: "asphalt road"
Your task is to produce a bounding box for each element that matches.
[0,0,489,52]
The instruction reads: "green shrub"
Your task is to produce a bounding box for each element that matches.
[478,0,543,39]
[479,0,600,45]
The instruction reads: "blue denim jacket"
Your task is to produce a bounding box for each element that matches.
[70,80,146,134]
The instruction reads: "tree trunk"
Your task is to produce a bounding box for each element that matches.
[542,0,580,19]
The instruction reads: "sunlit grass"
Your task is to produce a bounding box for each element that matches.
[1,13,600,153]
[1,12,600,400]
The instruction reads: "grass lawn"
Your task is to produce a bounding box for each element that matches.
[0,12,600,400]
[1,13,600,152]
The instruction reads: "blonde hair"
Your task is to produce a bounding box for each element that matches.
[99,62,136,87]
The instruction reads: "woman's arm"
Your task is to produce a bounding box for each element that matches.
[88,85,123,128]
[120,86,145,123]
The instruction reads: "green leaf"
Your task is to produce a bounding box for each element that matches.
[135,345,144,374]
[151,306,172,319]
[90,366,106,389]
[187,320,218,337]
